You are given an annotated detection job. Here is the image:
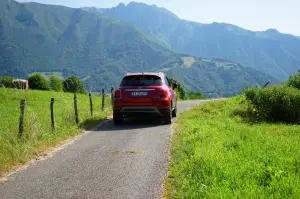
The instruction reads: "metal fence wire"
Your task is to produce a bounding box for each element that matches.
[0,90,113,138]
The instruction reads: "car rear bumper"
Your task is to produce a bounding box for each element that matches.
[114,106,169,117]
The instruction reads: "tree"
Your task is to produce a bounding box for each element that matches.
[287,70,300,89]
[168,77,186,100]
[63,76,86,93]
[28,74,50,90]
[49,76,63,91]
[0,76,13,88]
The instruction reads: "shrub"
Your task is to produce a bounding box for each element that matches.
[28,74,50,90]
[49,76,63,92]
[287,70,300,89]
[168,77,186,100]
[244,86,300,123]
[244,87,257,101]
[0,76,13,88]
[63,76,86,93]
[187,92,205,100]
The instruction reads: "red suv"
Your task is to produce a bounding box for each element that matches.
[113,72,178,124]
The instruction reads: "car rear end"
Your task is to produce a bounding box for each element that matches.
[113,73,172,124]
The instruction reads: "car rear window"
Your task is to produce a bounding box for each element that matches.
[121,75,162,86]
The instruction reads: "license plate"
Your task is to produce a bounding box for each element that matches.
[131,92,148,96]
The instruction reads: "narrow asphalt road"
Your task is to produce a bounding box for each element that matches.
[0,100,207,199]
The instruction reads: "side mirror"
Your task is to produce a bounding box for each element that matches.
[172,83,178,89]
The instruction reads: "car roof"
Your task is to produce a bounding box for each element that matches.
[124,72,165,77]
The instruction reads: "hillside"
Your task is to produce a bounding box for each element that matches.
[102,2,300,80]
[0,0,176,90]
[155,55,279,97]
[0,0,277,96]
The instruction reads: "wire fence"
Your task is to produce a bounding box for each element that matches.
[0,88,114,139]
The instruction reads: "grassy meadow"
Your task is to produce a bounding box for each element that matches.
[165,97,300,198]
[0,88,111,174]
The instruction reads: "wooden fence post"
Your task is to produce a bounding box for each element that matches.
[102,89,105,111]
[19,99,26,138]
[111,87,114,106]
[89,92,93,116]
[74,94,79,124]
[50,98,55,131]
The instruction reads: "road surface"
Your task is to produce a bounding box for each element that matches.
[0,100,206,199]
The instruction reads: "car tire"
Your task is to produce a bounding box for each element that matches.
[113,111,122,125]
[172,102,177,118]
[163,107,172,124]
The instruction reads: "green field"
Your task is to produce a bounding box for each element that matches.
[0,88,111,173]
[166,97,300,198]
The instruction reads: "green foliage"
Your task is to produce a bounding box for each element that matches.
[28,73,50,91]
[0,76,13,88]
[186,92,205,100]
[244,86,300,123]
[49,75,63,92]
[63,76,86,93]
[168,77,186,99]
[287,70,300,89]
[0,87,111,173]
[167,98,300,198]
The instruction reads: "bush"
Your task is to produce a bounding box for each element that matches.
[28,74,50,90]
[0,76,13,88]
[168,77,186,100]
[187,92,205,100]
[287,70,300,89]
[49,76,63,92]
[63,76,86,93]
[244,86,300,123]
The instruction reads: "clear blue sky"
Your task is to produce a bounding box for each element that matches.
[18,0,300,36]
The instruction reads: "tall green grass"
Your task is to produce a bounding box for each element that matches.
[167,97,300,198]
[0,88,111,173]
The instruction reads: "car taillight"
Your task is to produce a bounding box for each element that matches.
[114,89,121,99]
[159,89,168,98]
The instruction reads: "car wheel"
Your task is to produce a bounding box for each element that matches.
[163,107,172,124]
[172,102,177,118]
[113,111,122,125]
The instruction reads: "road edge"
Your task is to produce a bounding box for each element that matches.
[0,116,112,182]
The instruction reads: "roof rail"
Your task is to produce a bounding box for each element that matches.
[125,72,164,76]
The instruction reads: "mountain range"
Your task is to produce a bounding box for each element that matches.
[0,0,291,96]
[0,0,177,90]
[101,2,300,80]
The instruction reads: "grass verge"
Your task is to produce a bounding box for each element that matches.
[0,88,111,174]
[166,96,300,198]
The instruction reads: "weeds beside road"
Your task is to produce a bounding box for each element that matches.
[166,97,300,198]
[0,88,111,174]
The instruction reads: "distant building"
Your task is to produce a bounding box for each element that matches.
[13,79,28,89]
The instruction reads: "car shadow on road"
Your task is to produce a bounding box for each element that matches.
[96,116,169,131]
